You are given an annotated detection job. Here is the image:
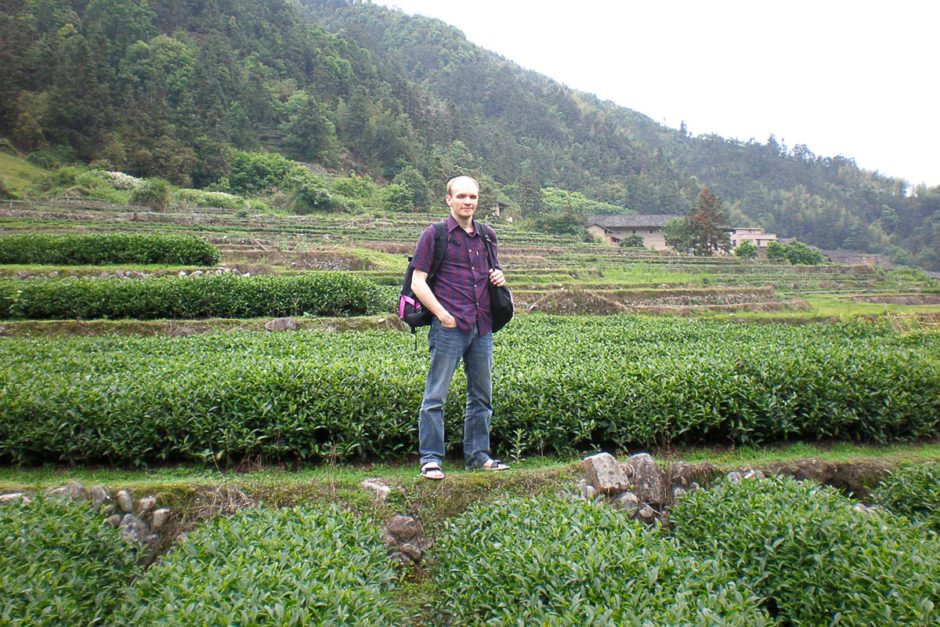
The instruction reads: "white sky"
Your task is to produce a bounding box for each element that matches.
[374,0,939,188]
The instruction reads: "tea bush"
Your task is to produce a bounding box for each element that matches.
[0,233,220,266]
[0,272,384,320]
[433,495,767,625]
[871,462,940,533]
[670,477,940,624]
[0,317,937,464]
[0,497,142,625]
[114,505,403,625]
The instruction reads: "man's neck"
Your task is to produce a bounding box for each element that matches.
[451,212,474,233]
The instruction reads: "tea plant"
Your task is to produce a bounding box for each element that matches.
[0,497,142,626]
[670,476,940,624]
[871,462,940,533]
[115,505,403,625]
[432,495,767,625]
[0,233,220,266]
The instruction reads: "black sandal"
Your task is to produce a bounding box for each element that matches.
[420,462,444,480]
[481,458,509,471]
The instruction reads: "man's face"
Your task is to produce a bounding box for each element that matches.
[446,180,479,221]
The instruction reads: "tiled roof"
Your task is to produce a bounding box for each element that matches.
[587,214,682,228]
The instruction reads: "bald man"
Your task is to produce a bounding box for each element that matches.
[410,176,509,479]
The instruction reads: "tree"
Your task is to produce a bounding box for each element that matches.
[734,240,759,259]
[665,188,731,256]
[619,235,645,248]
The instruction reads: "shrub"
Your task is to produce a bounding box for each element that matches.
[433,495,766,624]
[0,497,142,625]
[380,182,414,212]
[115,505,403,625]
[175,188,247,211]
[0,233,220,266]
[766,240,824,265]
[0,272,384,320]
[331,174,377,200]
[129,177,171,211]
[871,462,940,533]
[670,477,940,624]
[734,240,759,259]
[619,234,645,248]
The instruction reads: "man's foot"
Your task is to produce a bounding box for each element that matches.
[420,462,444,480]
[481,458,509,471]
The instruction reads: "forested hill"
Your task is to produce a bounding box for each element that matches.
[1,0,938,269]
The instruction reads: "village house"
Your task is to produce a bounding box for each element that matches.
[586,214,681,250]
[730,227,777,251]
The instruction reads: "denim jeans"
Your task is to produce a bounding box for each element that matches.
[419,320,494,468]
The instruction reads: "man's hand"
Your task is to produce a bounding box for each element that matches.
[488,268,505,287]
[439,312,458,328]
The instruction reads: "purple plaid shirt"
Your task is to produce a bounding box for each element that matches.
[412,215,501,336]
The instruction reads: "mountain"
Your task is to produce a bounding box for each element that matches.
[1,0,937,268]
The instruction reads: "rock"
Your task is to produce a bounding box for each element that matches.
[577,479,596,500]
[581,452,630,495]
[633,504,658,524]
[46,481,89,501]
[101,504,116,516]
[383,515,422,545]
[119,514,152,545]
[610,491,640,513]
[91,485,111,512]
[105,514,122,527]
[265,317,298,332]
[151,508,171,530]
[854,503,876,515]
[672,486,688,501]
[0,493,30,505]
[726,471,744,483]
[178,271,187,278]
[391,552,413,568]
[767,458,837,483]
[116,490,134,513]
[361,479,392,501]
[742,469,765,480]
[398,542,424,562]
[137,496,157,514]
[622,453,665,506]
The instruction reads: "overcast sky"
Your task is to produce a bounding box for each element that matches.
[374,0,939,188]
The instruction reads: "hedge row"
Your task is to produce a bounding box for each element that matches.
[434,495,766,624]
[872,462,940,533]
[115,505,403,625]
[0,233,220,266]
[671,477,940,624]
[1,317,938,464]
[0,498,142,625]
[0,273,386,320]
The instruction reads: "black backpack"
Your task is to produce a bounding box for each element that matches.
[399,221,449,334]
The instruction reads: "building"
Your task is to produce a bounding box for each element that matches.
[730,227,777,251]
[586,214,682,250]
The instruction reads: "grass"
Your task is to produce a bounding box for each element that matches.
[0,152,46,192]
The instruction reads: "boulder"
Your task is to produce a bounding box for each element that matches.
[91,485,111,512]
[116,489,135,513]
[0,493,30,505]
[766,458,837,483]
[151,508,171,531]
[610,491,640,513]
[119,514,152,545]
[137,496,157,514]
[361,479,392,502]
[581,452,630,495]
[383,515,422,545]
[622,453,665,506]
[265,317,298,332]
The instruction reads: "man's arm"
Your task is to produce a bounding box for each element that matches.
[412,269,457,328]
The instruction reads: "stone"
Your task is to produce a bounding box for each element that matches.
[46,481,89,501]
[101,504,116,516]
[116,489,135,513]
[767,458,837,483]
[0,493,30,505]
[577,479,596,500]
[581,452,630,495]
[383,515,422,545]
[398,542,424,562]
[742,469,765,481]
[854,503,875,515]
[633,504,658,524]
[120,514,152,545]
[151,508,171,530]
[91,485,111,512]
[610,491,640,513]
[672,486,688,501]
[622,453,665,506]
[361,479,392,501]
[265,317,298,332]
[105,514,122,527]
[137,496,157,514]
[726,471,743,483]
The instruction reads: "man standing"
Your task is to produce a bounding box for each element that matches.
[410,175,509,479]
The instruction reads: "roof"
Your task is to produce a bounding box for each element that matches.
[587,214,682,228]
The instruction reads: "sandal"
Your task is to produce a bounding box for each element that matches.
[420,462,444,480]
[481,458,509,471]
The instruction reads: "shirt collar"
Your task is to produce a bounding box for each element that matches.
[446,214,478,236]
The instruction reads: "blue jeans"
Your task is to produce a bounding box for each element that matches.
[419,320,494,469]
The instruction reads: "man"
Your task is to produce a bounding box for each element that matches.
[411,175,509,480]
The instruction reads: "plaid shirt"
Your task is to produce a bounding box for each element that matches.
[412,215,501,336]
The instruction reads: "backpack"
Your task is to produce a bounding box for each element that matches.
[399,221,449,334]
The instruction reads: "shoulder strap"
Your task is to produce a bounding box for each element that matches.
[427,221,448,280]
[478,222,498,270]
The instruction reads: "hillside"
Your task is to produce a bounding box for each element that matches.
[1,0,938,269]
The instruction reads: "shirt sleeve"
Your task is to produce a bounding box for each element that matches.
[411,226,437,274]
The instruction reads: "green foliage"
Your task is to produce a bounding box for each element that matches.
[380,182,414,212]
[665,188,732,256]
[27,146,77,170]
[1,317,937,465]
[129,177,171,211]
[871,463,940,532]
[541,187,629,215]
[174,189,248,211]
[0,272,385,320]
[0,497,142,625]
[766,240,824,265]
[734,240,759,259]
[331,174,377,200]
[671,477,940,624]
[116,505,403,625]
[289,176,343,214]
[619,234,645,248]
[217,150,305,196]
[528,206,587,236]
[391,165,430,210]
[0,233,220,266]
[434,495,767,624]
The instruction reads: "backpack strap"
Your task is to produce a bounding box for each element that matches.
[478,222,499,270]
[427,221,449,282]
